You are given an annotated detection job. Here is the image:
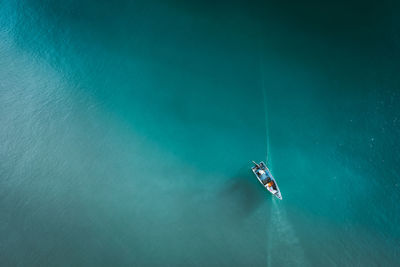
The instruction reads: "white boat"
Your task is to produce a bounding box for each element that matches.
[251,161,282,200]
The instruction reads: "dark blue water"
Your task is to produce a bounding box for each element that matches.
[1,0,399,266]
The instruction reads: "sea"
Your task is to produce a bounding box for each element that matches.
[1,0,399,266]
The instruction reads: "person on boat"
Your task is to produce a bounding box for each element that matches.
[262,177,271,186]
[268,180,277,190]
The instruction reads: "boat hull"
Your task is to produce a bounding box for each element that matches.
[252,161,282,200]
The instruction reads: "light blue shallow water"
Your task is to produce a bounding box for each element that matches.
[1,0,400,266]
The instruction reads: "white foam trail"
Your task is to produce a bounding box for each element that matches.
[259,53,308,266]
[259,54,271,167]
[267,198,309,266]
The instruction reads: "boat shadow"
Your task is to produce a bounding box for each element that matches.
[217,166,266,219]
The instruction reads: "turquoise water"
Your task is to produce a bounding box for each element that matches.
[1,0,399,266]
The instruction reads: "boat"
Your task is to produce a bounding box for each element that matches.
[251,161,282,200]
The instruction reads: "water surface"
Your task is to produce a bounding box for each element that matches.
[1,0,399,266]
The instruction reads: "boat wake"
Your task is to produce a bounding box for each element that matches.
[259,54,270,167]
[259,50,308,266]
[266,199,309,266]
